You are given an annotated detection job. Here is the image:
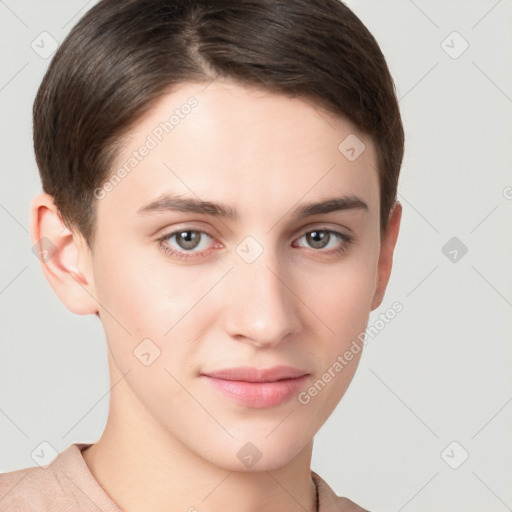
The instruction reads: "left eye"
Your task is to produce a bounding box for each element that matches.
[294,229,350,251]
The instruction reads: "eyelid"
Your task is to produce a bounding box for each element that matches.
[155,221,222,240]
[291,220,353,239]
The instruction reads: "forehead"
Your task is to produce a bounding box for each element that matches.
[97,79,379,223]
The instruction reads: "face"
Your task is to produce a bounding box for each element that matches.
[84,79,389,471]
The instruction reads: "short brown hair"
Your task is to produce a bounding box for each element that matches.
[33,0,404,247]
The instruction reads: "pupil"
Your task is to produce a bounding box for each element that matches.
[308,230,328,248]
[179,231,199,249]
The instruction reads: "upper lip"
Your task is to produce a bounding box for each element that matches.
[202,366,309,382]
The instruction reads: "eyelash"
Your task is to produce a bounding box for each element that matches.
[157,227,355,261]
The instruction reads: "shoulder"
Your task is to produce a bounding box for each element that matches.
[0,443,120,512]
[0,455,65,510]
[312,470,371,512]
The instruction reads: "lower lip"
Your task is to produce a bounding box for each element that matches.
[202,375,309,408]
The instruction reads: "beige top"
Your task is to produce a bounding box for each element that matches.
[0,444,369,511]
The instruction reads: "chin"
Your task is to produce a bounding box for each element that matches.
[199,434,309,473]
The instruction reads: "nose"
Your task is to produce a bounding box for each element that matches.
[223,250,301,348]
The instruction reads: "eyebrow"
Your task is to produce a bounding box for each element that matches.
[137,193,368,220]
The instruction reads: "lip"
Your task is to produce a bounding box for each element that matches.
[201,366,310,408]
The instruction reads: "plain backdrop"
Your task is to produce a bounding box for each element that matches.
[1,1,511,511]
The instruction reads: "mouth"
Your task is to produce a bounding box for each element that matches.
[200,366,310,408]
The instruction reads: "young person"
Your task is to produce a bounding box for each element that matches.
[0,0,403,510]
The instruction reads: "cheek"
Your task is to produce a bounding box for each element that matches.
[91,240,222,371]
[92,239,189,332]
[305,256,377,340]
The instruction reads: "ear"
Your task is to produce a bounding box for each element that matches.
[371,200,402,311]
[30,192,99,315]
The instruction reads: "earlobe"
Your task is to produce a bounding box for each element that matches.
[30,192,99,315]
[371,201,402,311]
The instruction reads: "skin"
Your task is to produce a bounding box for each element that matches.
[30,79,401,512]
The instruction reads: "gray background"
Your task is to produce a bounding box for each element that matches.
[1,1,511,511]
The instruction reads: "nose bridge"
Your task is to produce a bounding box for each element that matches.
[224,238,300,346]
